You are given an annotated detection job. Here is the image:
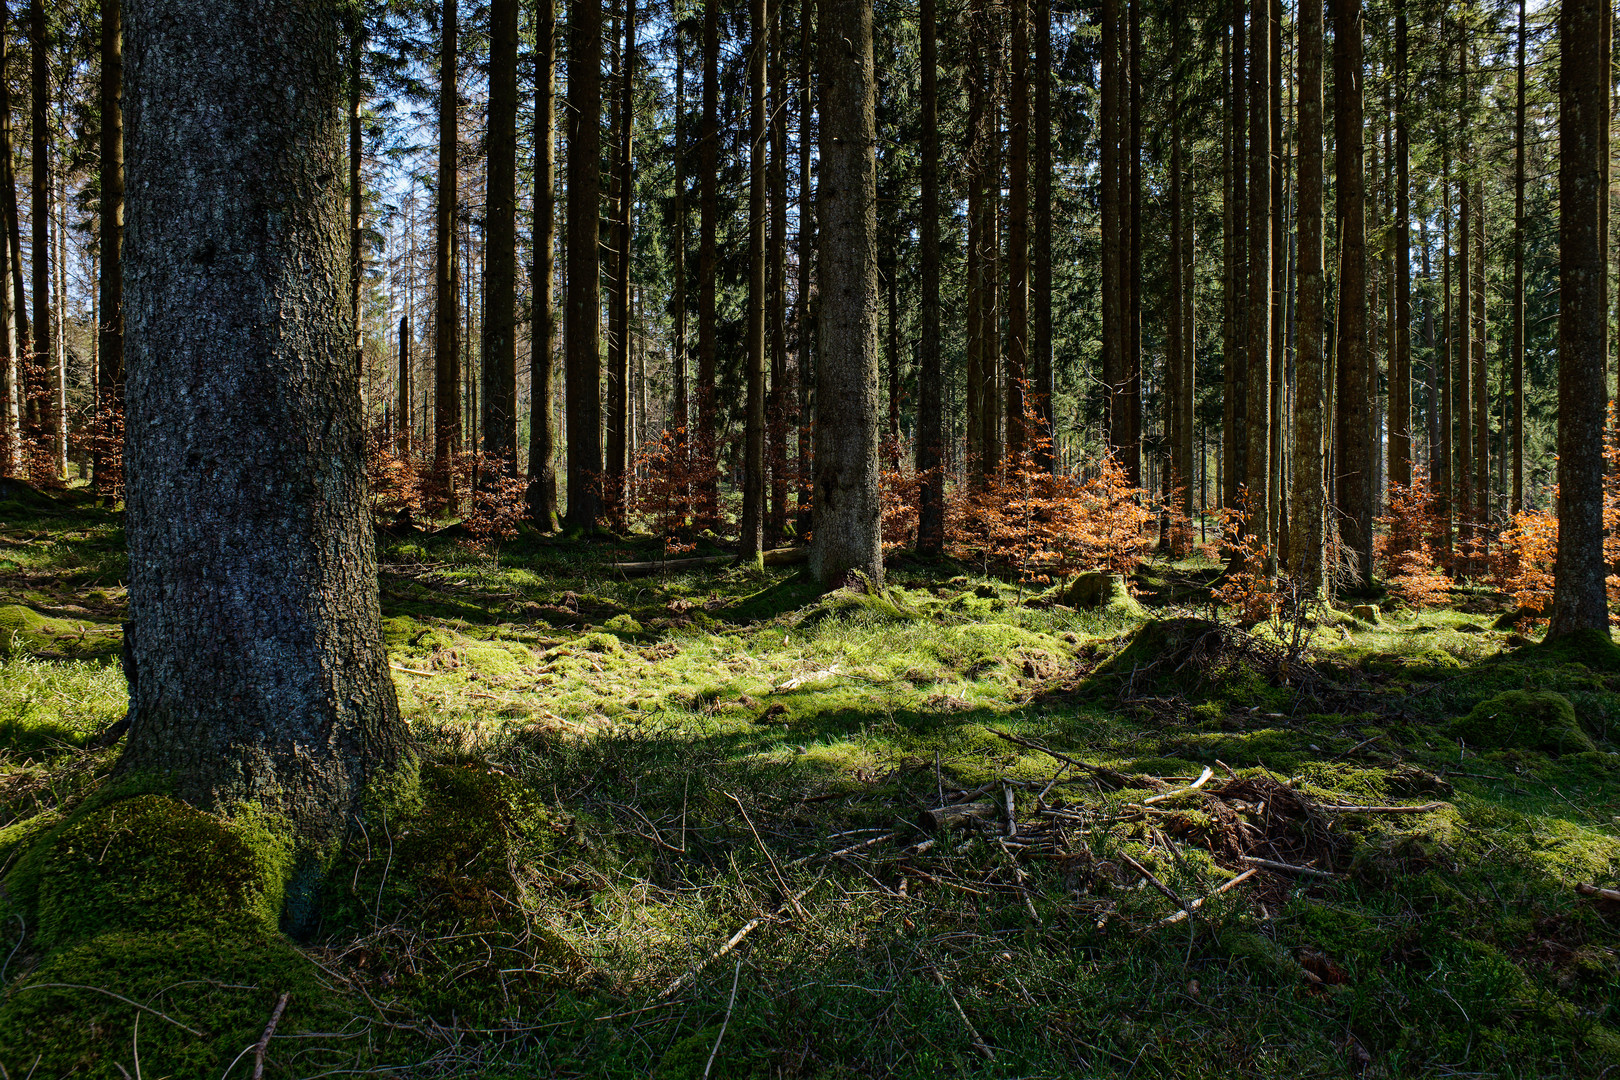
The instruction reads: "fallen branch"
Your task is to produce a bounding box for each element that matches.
[789,830,904,867]
[389,664,438,678]
[986,728,1135,790]
[251,992,291,1080]
[1577,882,1620,902]
[917,802,997,833]
[701,960,743,1080]
[1143,766,1214,806]
[1151,868,1260,928]
[1117,851,1186,909]
[656,882,817,1000]
[1240,855,1343,879]
[928,967,995,1062]
[15,983,203,1038]
[1315,801,1447,814]
[610,547,809,576]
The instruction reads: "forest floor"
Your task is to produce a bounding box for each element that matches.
[0,486,1617,1078]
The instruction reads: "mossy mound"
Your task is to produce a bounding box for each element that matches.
[800,585,924,626]
[1531,628,1620,673]
[12,794,291,949]
[0,604,50,657]
[0,929,339,1079]
[1451,691,1596,755]
[1039,571,1146,618]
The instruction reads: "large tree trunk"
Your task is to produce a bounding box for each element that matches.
[915,0,942,555]
[93,0,123,491]
[119,0,411,866]
[1456,27,1473,568]
[1246,0,1271,547]
[1004,0,1028,459]
[696,0,720,527]
[565,0,603,529]
[741,0,766,559]
[1221,25,1234,513]
[1289,0,1325,592]
[1390,0,1411,491]
[483,0,518,474]
[1550,0,1612,638]
[1227,0,1248,513]
[1125,0,1142,484]
[0,0,11,478]
[527,0,559,527]
[1440,126,1453,558]
[1032,0,1053,472]
[811,0,881,587]
[432,0,460,504]
[348,24,363,380]
[1333,0,1371,586]
[1471,171,1487,540]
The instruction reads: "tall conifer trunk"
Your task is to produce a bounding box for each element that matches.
[93,0,123,491]
[565,0,603,528]
[527,0,559,526]
[30,0,57,479]
[1390,0,1411,490]
[811,0,881,586]
[1511,0,1525,514]
[1246,0,1271,548]
[741,0,767,559]
[433,0,460,503]
[606,0,636,516]
[1290,0,1326,592]
[1549,0,1612,638]
[119,0,411,861]
[696,0,720,525]
[767,0,788,544]
[1005,0,1029,458]
[1334,0,1371,585]
[916,0,943,554]
[1032,0,1053,471]
[482,0,519,474]
[795,0,813,529]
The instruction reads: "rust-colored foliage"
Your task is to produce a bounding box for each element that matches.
[1211,491,1276,624]
[944,393,1154,582]
[1378,470,1453,608]
[630,426,717,556]
[459,455,528,551]
[1495,507,1557,618]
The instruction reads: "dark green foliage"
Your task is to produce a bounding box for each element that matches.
[1452,690,1595,754]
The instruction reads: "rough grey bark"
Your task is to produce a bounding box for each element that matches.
[433,0,460,500]
[348,23,362,379]
[1333,0,1371,586]
[740,0,766,559]
[696,0,719,525]
[1549,0,1612,638]
[1100,0,1121,465]
[915,0,943,555]
[30,0,57,479]
[482,0,518,473]
[565,0,603,529]
[766,0,788,545]
[795,0,813,529]
[1390,0,1410,491]
[527,0,559,526]
[93,0,123,490]
[606,0,635,513]
[811,0,881,587]
[1032,0,1053,472]
[1004,0,1028,458]
[118,0,411,866]
[1511,0,1525,515]
[1289,0,1325,593]
[1246,0,1271,545]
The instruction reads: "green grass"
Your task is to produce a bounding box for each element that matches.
[0,504,1616,1077]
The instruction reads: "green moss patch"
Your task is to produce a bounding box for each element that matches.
[1452,691,1596,755]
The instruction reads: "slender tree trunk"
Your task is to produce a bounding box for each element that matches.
[1168,0,1184,521]
[1101,0,1121,467]
[1290,0,1325,592]
[1441,125,1453,557]
[916,0,942,554]
[1550,0,1612,638]
[433,0,460,503]
[120,0,411,862]
[1471,171,1488,538]
[29,0,55,480]
[767,0,788,544]
[565,0,603,529]
[671,13,687,456]
[527,0,559,526]
[1390,0,1410,491]
[90,0,123,489]
[697,0,720,525]
[1005,0,1028,458]
[1269,0,1284,557]
[1247,0,1271,547]
[1456,27,1473,566]
[482,0,518,476]
[1511,0,1525,515]
[741,0,766,559]
[1125,0,1142,484]
[606,0,636,518]
[1032,0,1053,471]
[795,0,813,530]
[1334,0,1371,586]
[1221,25,1235,512]
[1228,0,1248,511]
[811,0,881,586]
[396,315,411,457]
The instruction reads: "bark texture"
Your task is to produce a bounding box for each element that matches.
[482,0,518,471]
[565,0,603,529]
[527,0,559,526]
[432,0,460,499]
[811,0,881,587]
[119,0,411,859]
[915,0,943,554]
[1333,0,1371,586]
[1290,0,1325,592]
[1550,0,1612,638]
[94,0,124,490]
